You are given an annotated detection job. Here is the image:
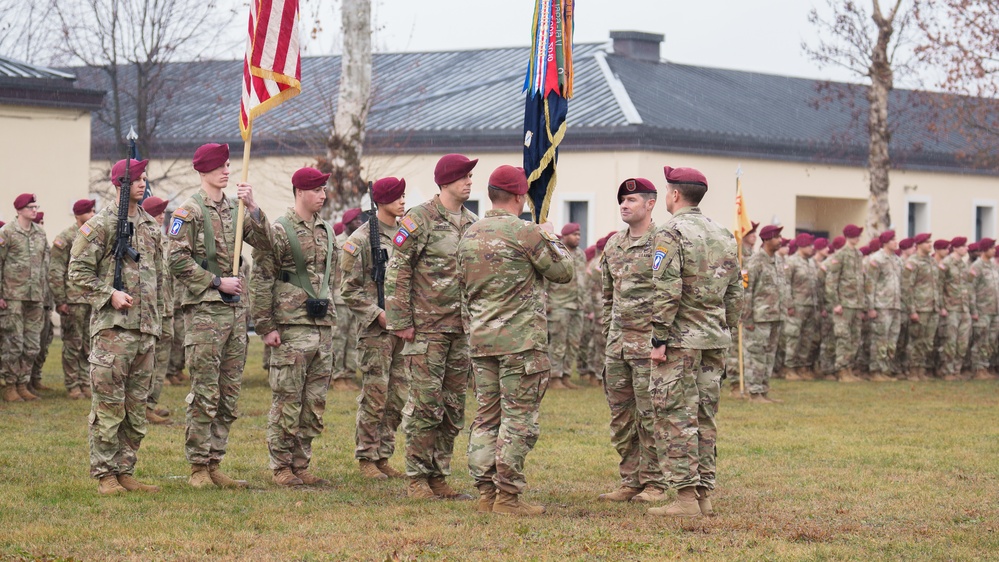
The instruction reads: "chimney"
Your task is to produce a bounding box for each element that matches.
[610,31,663,62]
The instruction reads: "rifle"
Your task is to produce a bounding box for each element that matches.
[368,181,388,309]
[113,127,142,293]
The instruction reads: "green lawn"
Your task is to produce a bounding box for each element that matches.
[1,339,996,561]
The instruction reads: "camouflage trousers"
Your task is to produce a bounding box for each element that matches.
[651,347,722,491]
[148,314,174,407]
[603,353,664,490]
[744,321,781,395]
[970,313,999,371]
[467,349,550,494]
[266,325,333,471]
[59,303,92,391]
[868,309,901,374]
[87,328,154,478]
[588,320,607,380]
[725,326,743,388]
[548,308,583,379]
[402,331,470,478]
[832,308,864,371]
[816,312,836,375]
[32,310,54,382]
[895,318,910,374]
[167,313,186,377]
[332,303,358,380]
[355,333,409,462]
[0,300,44,385]
[937,310,971,376]
[783,306,819,369]
[905,313,939,370]
[183,302,249,465]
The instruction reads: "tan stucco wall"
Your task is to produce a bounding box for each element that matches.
[0,104,94,238]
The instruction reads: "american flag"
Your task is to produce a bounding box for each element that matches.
[239,0,301,140]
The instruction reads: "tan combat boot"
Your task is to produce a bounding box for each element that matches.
[31,380,54,392]
[375,459,405,478]
[476,483,497,513]
[784,368,802,382]
[973,369,993,381]
[16,384,39,401]
[797,368,817,381]
[763,392,784,404]
[189,464,214,488]
[153,406,171,417]
[631,486,667,503]
[2,386,23,402]
[548,378,566,390]
[561,377,579,389]
[647,486,701,517]
[117,474,160,492]
[407,477,436,499]
[696,486,714,516]
[98,475,127,495]
[293,468,329,486]
[749,393,773,404]
[493,490,545,515]
[359,460,389,480]
[597,485,642,502]
[728,386,745,400]
[81,386,93,399]
[146,407,170,425]
[67,387,84,400]
[208,462,249,488]
[869,372,892,382]
[836,369,862,383]
[428,476,472,500]
[273,467,304,487]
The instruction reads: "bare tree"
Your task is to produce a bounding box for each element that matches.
[0,1,60,64]
[804,0,918,236]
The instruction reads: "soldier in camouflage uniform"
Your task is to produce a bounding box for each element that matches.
[825,225,866,383]
[648,166,741,518]
[969,238,999,380]
[546,222,587,389]
[49,199,97,399]
[168,143,270,489]
[598,177,667,503]
[341,177,410,480]
[808,237,833,378]
[902,233,940,381]
[585,234,613,384]
[30,211,55,395]
[250,167,337,487]
[937,237,973,380]
[865,231,903,381]
[0,193,49,402]
[68,159,163,495]
[743,224,786,403]
[893,237,917,377]
[140,197,173,424]
[782,233,819,381]
[165,278,188,385]
[458,165,573,516]
[385,153,478,501]
[331,208,363,392]
[577,245,598,384]
[726,222,756,396]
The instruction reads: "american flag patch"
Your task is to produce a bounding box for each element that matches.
[343,241,357,255]
[401,216,418,233]
[79,224,93,237]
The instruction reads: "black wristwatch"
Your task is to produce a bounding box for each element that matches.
[652,337,667,348]
[211,275,222,289]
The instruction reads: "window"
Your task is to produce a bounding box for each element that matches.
[519,211,534,222]
[906,198,930,237]
[565,200,589,246]
[464,200,479,216]
[975,203,996,240]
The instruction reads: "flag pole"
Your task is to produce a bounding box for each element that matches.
[232,119,252,277]
[736,168,746,396]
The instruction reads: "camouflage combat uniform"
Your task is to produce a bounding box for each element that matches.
[825,245,865,373]
[166,279,186,379]
[902,252,941,372]
[168,189,270,466]
[0,220,49,387]
[783,252,820,372]
[385,195,476,479]
[545,244,587,380]
[969,257,999,372]
[341,217,409,463]
[149,234,174,409]
[48,224,92,392]
[251,209,337,472]
[651,206,741,491]
[332,230,359,382]
[601,223,665,492]
[815,256,836,376]
[865,248,903,375]
[31,292,54,387]
[743,248,786,394]
[937,252,972,376]
[457,209,573,495]
[585,259,606,380]
[68,203,162,479]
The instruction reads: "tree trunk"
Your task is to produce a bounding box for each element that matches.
[865,0,899,237]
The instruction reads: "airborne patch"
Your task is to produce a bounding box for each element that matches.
[342,241,358,255]
[169,217,184,236]
[394,228,410,247]
[653,246,668,271]
[401,216,418,233]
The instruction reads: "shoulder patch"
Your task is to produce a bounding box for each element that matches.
[54,238,65,248]
[401,216,418,234]
[829,258,839,265]
[541,230,558,242]
[393,228,410,247]
[79,224,93,237]
[905,263,914,271]
[169,217,184,236]
[173,208,191,220]
[0,236,5,246]
[653,245,669,272]
[342,241,358,255]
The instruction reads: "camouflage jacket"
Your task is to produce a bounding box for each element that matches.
[970,257,999,316]
[652,207,742,350]
[333,231,349,305]
[745,248,786,324]
[585,259,604,326]
[786,253,819,309]
[49,223,88,306]
[0,221,49,302]
[67,203,163,336]
[825,245,865,310]
[940,253,972,313]
[545,245,587,311]
[251,209,338,334]
[341,217,397,339]
[385,195,477,334]
[865,249,903,310]
[601,222,657,359]
[457,209,573,356]
[902,253,940,314]
[160,235,175,317]
[167,188,270,309]
[815,257,829,311]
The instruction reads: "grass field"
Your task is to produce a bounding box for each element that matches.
[1,338,997,561]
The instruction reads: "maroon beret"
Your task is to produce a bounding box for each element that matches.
[860,246,870,256]
[895,249,902,256]
[814,237,829,251]
[435,153,478,186]
[0,221,4,228]
[488,165,529,195]
[747,221,760,235]
[831,236,846,250]
[869,238,882,252]
[663,166,708,187]
[879,230,896,244]
[141,196,168,217]
[951,236,968,248]
[968,242,980,252]
[13,193,36,210]
[617,178,657,203]
[333,222,345,236]
[979,238,996,251]
[843,224,864,238]
[32,212,44,224]
[788,242,798,254]
[933,239,950,251]
[372,177,406,204]
[759,224,783,241]
[111,159,149,187]
[794,233,814,247]
[914,233,932,245]
[342,208,362,224]
[898,237,915,250]
[585,246,596,261]
[596,234,612,251]
[72,199,96,216]
[192,143,229,173]
[292,167,330,190]
[561,223,581,237]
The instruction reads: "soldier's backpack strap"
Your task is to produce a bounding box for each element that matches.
[275,216,334,300]
[192,192,222,277]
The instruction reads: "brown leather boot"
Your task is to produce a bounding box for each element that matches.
[696,486,714,516]
[67,387,84,400]
[208,462,249,489]
[407,477,436,499]
[16,384,39,401]
[359,460,389,480]
[647,486,701,517]
[189,464,214,488]
[292,468,329,486]
[272,467,304,487]
[2,386,23,402]
[117,474,160,492]
[375,459,405,478]
[428,476,472,500]
[476,483,496,513]
[597,485,642,502]
[561,377,579,389]
[492,490,545,515]
[631,486,667,503]
[146,407,170,425]
[98,475,127,495]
